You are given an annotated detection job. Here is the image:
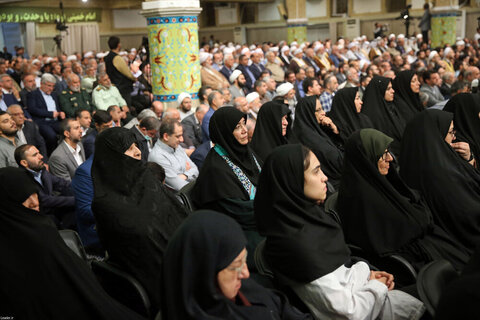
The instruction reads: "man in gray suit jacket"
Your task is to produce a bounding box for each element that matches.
[181,104,208,148]
[49,118,85,181]
[420,70,445,108]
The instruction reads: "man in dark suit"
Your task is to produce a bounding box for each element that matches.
[190,140,212,169]
[49,118,85,181]
[249,51,266,81]
[236,54,255,92]
[15,144,76,229]
[130,116,160,163]
[181,104,208,148]
[8,104,48,159]
[219,53,235,81]
[19,73,36,118]
[27,73,66,155]
[82,110,113,159]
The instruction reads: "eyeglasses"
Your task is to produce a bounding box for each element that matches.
[382,150,391,161]
[448,129,456,137]
[227,251,248,275]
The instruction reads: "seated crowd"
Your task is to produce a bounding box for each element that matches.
[1,30,480,319]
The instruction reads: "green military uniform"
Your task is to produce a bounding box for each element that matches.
[59,88,96,118]
[92,84,127,111]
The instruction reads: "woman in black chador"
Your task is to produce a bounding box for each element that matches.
[362,76,406,157]
[92,127,187,313]
[163,210,312,320]
[192,107,263,268]
[328,87,372,143]
[392,70,423,123]
[400,109,480,254]
[293,95,344,188]
[0,167,143,319]
[250,100,291,162]
[338,128,469,271]
[443,93,480,161]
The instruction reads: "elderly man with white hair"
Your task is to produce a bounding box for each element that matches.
[289,48,306,72]
[265,51,284,83]
[245,92,261,120]
[177,92,193,120]
[27,73,66,155]
[200,52,229,90]
[219,53,235,81]
[275,82,296,119]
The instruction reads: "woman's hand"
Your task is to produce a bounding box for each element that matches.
[451,142,472,162]
[370,271,395,290]
[320,117,339,134]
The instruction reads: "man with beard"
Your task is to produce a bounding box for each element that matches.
[0,111,24,167]
[177,92,194,120]
[59,74,95,118]
[19,73,36,115]
[48,118,85,181]
[7,104,47,159]
[228,70,247,99]
[15,144,75,229]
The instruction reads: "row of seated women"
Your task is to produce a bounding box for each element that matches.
[2,80,480,318]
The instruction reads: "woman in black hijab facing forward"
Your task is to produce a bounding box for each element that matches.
[362,76,406,157]
[92,127,187,313]
[400,109,480,254]
[292,95,344,189]
[328,87,373,143]
[444,93,480,162]
[250,100,291,162]
[163,210,312,320]
[392,70,423,123]
[192,107,263,268]
[0,167,143,319]
[255,144,424,320]
[338,129,469,271]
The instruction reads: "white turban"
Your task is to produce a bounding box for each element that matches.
[66,55,77,62]
[281,45,289,53]
[199,52,210,64]
[246,92,259,104]
[276,82,294,96]
[229,70,242,83]
[83,51,93,58]
[293,48,303,56]
[177,92,192,105]
[443,47,453,57]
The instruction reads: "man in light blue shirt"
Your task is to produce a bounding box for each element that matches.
[148,118,198,191]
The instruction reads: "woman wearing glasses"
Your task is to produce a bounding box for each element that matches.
[400,109,480,254]
[162,210,312,320]
[337,128,468,271]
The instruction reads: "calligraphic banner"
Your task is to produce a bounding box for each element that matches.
[0,7,102,23]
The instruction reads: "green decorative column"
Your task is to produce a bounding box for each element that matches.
[287,19,308,44]
[431,12,458,47]
[141,0,202,107]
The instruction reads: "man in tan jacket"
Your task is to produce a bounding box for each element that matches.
[200,52,229,90]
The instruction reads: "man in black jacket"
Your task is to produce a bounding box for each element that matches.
[130,116,160,163]
[8,104,48,159]
[15,144,75,229]
[104,36,136,107]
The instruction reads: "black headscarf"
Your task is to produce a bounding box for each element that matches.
[362,76,406,156]
[163,210,312,320]
[255,144,351,285]
[92,127,187,313]
[338,129,433,255]
[400,109,480,253]
[392,70,423,123]
[192,107,262,205]
[0,167,143,319]
[328,87,373,142]
[292,96,344,188]
[444,93,480,160]
[250,101,291,162]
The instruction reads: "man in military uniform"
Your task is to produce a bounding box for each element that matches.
[59,74,95,118]
[92,73,129,113]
